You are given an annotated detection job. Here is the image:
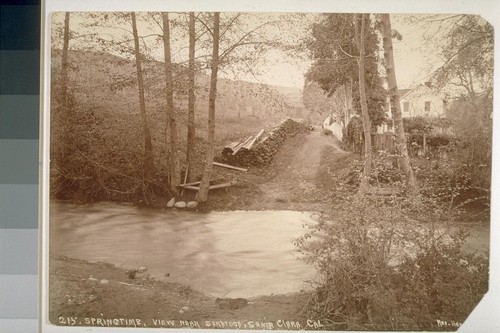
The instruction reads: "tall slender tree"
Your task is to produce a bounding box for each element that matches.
[60,12,71,110]
[131,12,155,176]
[381,14,418,195]
[162,12,181,193]
[198,12,220,202]
[354,14,373,194]
[186,12,197,182]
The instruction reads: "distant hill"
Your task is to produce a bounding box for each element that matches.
[51,49,302,120]
[270,85,304,108]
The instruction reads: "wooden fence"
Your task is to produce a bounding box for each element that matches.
[371,133,396,153]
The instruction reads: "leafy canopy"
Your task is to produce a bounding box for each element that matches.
[306,13,387,126]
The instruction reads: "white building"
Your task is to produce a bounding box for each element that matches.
[379,83,447,134]
[392,83,447,119]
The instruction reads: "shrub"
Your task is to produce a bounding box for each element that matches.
[403,117,433,134]
[296,196,488,331]
[344,152,403,189]
[416,157,490,210]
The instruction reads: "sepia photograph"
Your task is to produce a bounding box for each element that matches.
[45,4,493,332]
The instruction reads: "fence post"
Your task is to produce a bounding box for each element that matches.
[423,134,427,157]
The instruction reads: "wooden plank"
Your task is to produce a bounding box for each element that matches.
[179,181,202,187]
[227,141,240,149]
[180,163,189,197]
[213,161,248,172]
[181,185,202,191]
[182,182,235,191]
[243,128,265,150]
[232,135,253,155]
[179,177,225,187]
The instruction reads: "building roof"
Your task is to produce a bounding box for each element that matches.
[398,89,412,98]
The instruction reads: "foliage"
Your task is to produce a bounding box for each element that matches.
[446,97,492,189]
[433,15,493,105]
[403,117,452,134]
[403,117,433,134]
[416,157,490,210]
[50,82,105,201]
[342,152,403,190]
[305,13,387,126]
[49,11,302,205]
[407,133,453,148]
[296,193,488,330]
[302,81,342,122]
[344,117,364,147]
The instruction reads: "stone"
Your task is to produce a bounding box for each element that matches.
[174,201,186,208]
[186,201,198,209]
[137,266,147,273]
[88,277,98,282]
[100,279,109,284]
[166,197,176,208]
[179,306,190,314]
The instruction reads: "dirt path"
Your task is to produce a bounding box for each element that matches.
[264,127,345,196]
[217,126,353,211]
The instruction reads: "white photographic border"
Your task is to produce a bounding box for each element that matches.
[39,0,500,332]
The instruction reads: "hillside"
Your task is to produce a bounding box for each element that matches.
[50,48,308,204]
[51,49,303,120]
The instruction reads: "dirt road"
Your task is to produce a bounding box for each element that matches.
[209,126,354,211]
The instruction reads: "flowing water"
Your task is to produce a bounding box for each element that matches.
[49,201,318,298]
[49,201,489,299]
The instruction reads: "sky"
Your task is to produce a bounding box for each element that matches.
[48,0,497,95]
[242,14,438,90]
[51,11,446,91]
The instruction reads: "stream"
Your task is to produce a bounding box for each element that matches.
[49,201,318,298]
[49,201,489,299]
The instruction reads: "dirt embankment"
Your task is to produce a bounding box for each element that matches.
[50,256,312,329]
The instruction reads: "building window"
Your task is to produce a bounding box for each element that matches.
[424,101,431,113]
[403,102,409,113]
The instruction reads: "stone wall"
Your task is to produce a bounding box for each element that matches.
[219,118,308,167]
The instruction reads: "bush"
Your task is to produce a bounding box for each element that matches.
[403,117,433,135]
[344,153,403,189]
[416,157,490,209]
[296,196,488,330]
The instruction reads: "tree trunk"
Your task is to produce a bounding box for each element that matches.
[162,13,181,193]
[60,12,71,114]
[344,78,353,127]
[355,14,372,194]
[131,12,155,177]
[381,13,419,195]
[198,13,220,202]
[186,12,196,182]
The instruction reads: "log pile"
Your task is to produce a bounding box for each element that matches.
[220,118,308,167]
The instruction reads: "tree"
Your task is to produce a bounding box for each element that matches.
[433,15,493,123]
[161,12,181,193]
[302,81,345,122]
[306,13,387,127]
[381,14,419,195]
[198,12,220,202]
[354,14,373,194]
[60,12,71,114]
[186,12,197,182]
[431,15,493,188]
[131,12,155,177]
